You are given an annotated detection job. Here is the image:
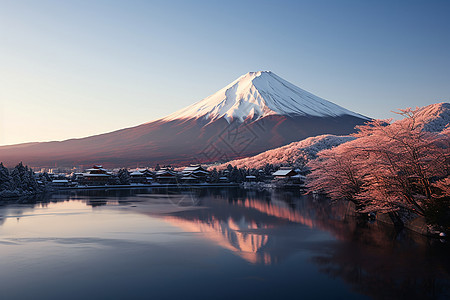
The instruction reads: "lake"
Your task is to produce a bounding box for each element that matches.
[0,187,448,299]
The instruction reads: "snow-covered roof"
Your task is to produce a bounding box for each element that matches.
[184,170,209,175]
[155,170,177,176]
[291,174,306,179]
[272,169,297,176]
[130,171,144,176]
[156,169,175,175]
[182,166,207,173]
[183,166,199,171]
[86,168,108,172]
[181,176,198,180]
[82,173,111,177]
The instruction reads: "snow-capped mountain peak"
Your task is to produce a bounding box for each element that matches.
[162,71,366,123]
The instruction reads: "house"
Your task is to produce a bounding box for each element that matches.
[180,175,201,184]
[181,165,209,183]
[128,168,154,184]
[51,179,70,187]
[218,176,229,183]
[182,165,208,173]
[72,172,84,182]
[272,168,298,178]
[140,169,155,178]
[78,165,113,186]
[245,175,257,182]
[155,168,178,184]
[129,170,149,184]
[129,170,145,184]
[272,167,306,184]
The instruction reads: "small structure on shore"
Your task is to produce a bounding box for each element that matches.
[272,167,306,185]
[155,168,178,184]
[129,169,153,184]
[180,175,201,183]
[245,175,257,182]
[78,165,113,186]
[181,165,209,183]
[51,179,70,187]
[218,176,229,183]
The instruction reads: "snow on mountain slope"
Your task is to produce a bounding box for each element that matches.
[212,134,356,170]
[211,103,449,171]
[406,102,450,132]
[163,71,366,123]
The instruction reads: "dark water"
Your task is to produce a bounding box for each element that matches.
[0,188,448,300]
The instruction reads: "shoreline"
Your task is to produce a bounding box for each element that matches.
[58,183,241,190]
[0,183,241,200]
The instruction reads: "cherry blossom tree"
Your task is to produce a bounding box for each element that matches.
[307,141,366,209]
[307,107,449,226]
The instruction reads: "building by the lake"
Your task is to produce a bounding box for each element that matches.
[181,165,209,183]
[78,165,113,186]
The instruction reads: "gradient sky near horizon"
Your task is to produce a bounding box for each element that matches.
[1,0,449,146]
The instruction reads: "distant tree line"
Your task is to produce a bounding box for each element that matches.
[209,163,279,183]
[0,162,50,198]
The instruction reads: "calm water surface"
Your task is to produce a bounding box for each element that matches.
[0,188,448,300]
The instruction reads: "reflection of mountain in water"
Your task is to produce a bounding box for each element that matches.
[0,187,448,299]
[164,188,449,299]
[164,189,362,264]
[165,215,272,264]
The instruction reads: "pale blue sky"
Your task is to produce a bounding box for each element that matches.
[1,0,449,145]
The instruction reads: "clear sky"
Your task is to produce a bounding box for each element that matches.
[1,0,449,146]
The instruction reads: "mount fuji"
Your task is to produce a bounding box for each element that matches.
[163,71,363,122]
[0,71,369,167]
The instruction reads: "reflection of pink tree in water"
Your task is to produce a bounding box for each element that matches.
[312,224,450,300]
[308,106,450,228]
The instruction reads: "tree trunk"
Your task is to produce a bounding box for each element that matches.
[388,211,404,229]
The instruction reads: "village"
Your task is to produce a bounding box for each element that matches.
[42,164,307,189]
